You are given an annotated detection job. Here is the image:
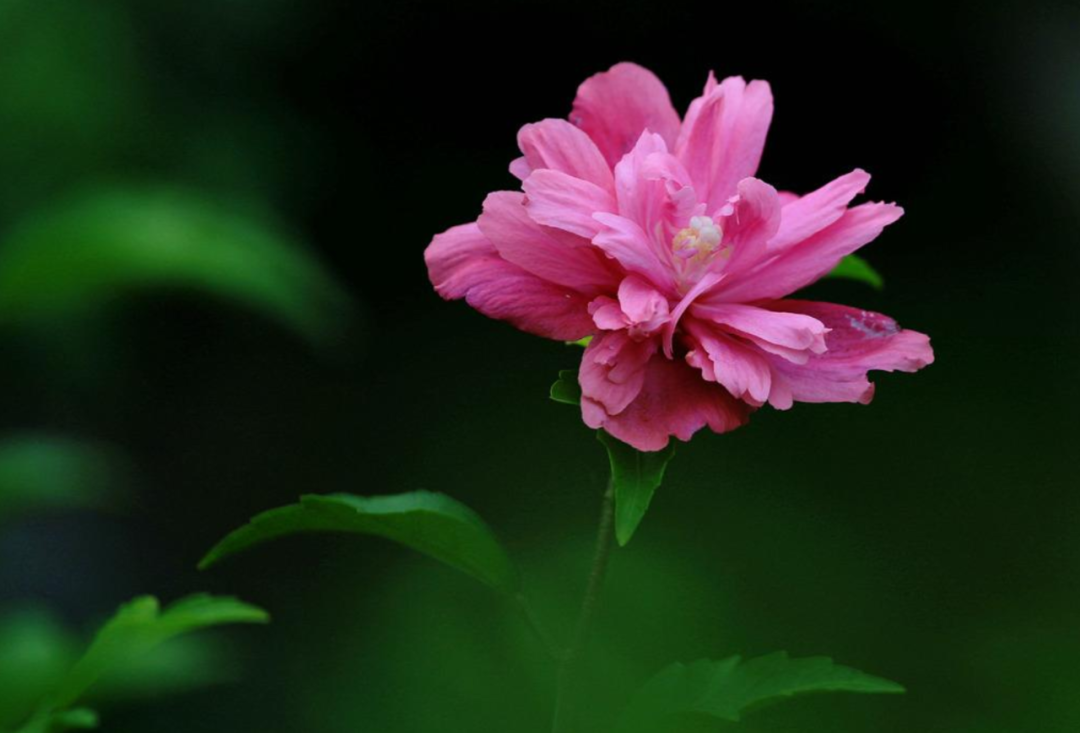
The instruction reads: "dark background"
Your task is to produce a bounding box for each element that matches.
[1,0,1078,731]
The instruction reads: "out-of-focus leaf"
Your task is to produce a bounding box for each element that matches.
[86,635,239,703]
[550,369,582,406]
[13,707,99,733]
[200,492,519,594]
[43,595,268,712]
[0,437,124,523]
[0,0,142,221]
[826,254,884,289]
[0,609,79,729]
[0,188,350,346]
[567,336,593,348]
[598,431,676,546]
[618,652,905,732]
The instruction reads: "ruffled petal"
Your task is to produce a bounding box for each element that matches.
[768,169,871,252]
[690,302,828,364]
[717,202,904,302]
[425,222,595,341]
[684,319,772,405]
[582,354,752,452]
[592,212,678,293]
[579,330,658,415]
[522,169,616,239]
[761,300,934,409]
[675,75,774,212]
[478,191,618,293]
[714,177,782,277]
[570,62,682,167]
[515,119,614,192]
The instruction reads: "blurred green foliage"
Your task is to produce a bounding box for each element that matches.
[0,188,349,346]
[0,0,1076,732]
[0,437,123,522]
[0,596,267,733]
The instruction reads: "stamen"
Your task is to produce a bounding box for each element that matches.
[672,216,724,262]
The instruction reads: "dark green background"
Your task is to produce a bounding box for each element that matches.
[1,0,1078,730]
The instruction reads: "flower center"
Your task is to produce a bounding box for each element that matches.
[672,216,726,263]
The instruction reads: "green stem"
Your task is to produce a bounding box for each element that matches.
[551,479,616,733]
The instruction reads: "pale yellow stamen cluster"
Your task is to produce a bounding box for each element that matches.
[672,215,727,264]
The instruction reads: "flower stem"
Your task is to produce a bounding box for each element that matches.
[551,479,616,733]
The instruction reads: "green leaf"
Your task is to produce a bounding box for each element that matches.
[86,635,240,702]
[44,594,268,712]
[200,492,519,594]
[827,254,884,289]
[44,709,97,732]
[0,188,351,346]
[618,652,905,732]
[549,369,582,406]
[13,707,99,733]
[567,336,593,348]
[0,437,125,523]
[598,431,676,546]
[0,609,79,729]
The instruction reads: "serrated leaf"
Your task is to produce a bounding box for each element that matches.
[0,437,125,523]
[44,594,267,712]
[549,369,582,406]
[827,254,884,289]
[618,652,905,732]
[598,431,676,546]
[0,188,351,346]
[200,492,519,594]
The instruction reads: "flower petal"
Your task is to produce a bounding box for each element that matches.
[478,191,618,293]
[522,169,616,239]
[715,177,782,277]
[570,62,682,167]
[717,202,904,302]
[592,212,678,293]
[690,302,828,363]
[768,169,871,252]
[582,354,752,452]
[516,119,614,192]
[684,320,772,405]
[579,330,658,415]
[425,222,595,341]
[761,300,934,409]
[675,75,774,212]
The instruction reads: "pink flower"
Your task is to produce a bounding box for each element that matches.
[426,62,933,451]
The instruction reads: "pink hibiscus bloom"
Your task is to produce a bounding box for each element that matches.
[425,62,933,451]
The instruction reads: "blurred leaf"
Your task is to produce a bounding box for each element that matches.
[0,188,351,346]
[0,609,79,729]
[0,437,124,523]
[87,635,240,703]
[567,336,593,348]
[598,431,676,546]
[43,595,268,712]
[200,492,519,593]
[550,369,582,406]
[826,254,884,289]
[0,0,142,221]
[13,707,99,733]
[47,709,97,731]
[618,652,904,732]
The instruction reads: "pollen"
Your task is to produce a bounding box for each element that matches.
[673,216,724,262]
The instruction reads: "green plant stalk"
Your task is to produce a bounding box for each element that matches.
[551,479,616,733]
